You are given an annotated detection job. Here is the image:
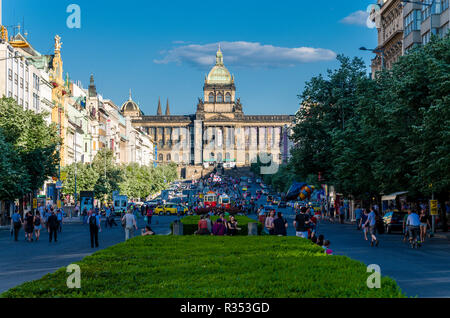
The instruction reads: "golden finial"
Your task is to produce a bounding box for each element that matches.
[55,35,62,52]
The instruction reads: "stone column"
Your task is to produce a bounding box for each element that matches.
[194,120,203,165]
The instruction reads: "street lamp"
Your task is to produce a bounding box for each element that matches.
[360,46,386,70]
[401,0,435,35]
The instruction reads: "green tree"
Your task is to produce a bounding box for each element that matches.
[92,149,123,200]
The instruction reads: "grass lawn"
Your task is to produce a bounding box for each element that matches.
[2,236,405,298]
[177,215,263,235]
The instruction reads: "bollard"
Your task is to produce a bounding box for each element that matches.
[172,220,184,236]
[248,222,258,236]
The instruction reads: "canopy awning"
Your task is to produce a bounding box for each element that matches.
[382,191,408,201]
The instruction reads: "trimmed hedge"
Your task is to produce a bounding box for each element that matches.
[2,236,405,298]
[175,215,263,235]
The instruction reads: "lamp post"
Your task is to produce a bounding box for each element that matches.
[359,46,386,70]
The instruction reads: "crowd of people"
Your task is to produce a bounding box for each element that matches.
[10,204,64,243]
[195,214,241,236]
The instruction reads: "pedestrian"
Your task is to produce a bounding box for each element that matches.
[316,234,325,246]
[339,205,345,224]
[419,209,430,244]
[227,215,241,236]
[364,207,379,247]
[122,210,138,241]
[104,205,111,228]
[88,209,101,248]
[329,204,335,223]
[273,212,288,236]
[195,215,210,235]
[265,210,275,235]
[24,211,35,242]
[56,209,63,233]
[34,211,42,241]
[355,205,363,230]
[47,211,59,243]
[141,225,155,236]
[11,210,23,242]
[293,207,311,239]
[322,240,333,255]
[361,209,369,241]
[211,218,226,236]
[407,209,421,248]
[82,207,88,224]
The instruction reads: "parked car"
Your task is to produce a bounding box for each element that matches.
[383,211,407,233]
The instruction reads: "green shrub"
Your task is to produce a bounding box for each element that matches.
[173,215,263,235]
[2,236,405,298]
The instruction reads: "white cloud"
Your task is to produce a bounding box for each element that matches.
[154,41,337,68]
[340,10,370,27]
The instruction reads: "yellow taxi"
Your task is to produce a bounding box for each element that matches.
[154,204,188,215]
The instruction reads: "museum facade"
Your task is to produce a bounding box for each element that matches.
[120,47,295,172]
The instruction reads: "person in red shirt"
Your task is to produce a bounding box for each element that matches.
[195,216,210,235]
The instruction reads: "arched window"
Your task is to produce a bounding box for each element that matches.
[159,154,163,161]
[166,154,171,161]
[225,93,231,103]
[174,153,179,162]
[225,152,231,160]
[209,93,214,103]
[217,93,223,103]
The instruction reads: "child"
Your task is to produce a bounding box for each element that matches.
[323,240,333,255]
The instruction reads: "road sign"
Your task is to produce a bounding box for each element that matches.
[60,171,67,181]
[57,200,62,209]
[33,198,37,209]
[55,181,63,189]
[430,200,438,216]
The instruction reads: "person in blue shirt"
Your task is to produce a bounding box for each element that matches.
[104,206,111,228]
[407,209,421,248]
[88,210,101,248]
[56,209,64,233]
[11,211,23,241]
[364,207,379,247]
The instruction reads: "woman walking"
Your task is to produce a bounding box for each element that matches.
[419,209,430,244]
[265,210,275,235]
[34,211,42,241]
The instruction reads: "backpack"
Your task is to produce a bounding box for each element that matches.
[34,217,41,226]
[89,215,97,227]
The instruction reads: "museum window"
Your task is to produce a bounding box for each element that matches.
[217,93,223,103]
[225,93,231,103]
[209,93,214,103]
[159,154,163,161]
[166,154,171,161]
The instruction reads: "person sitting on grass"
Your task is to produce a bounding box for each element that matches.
[316,234,325,246]
[322,240,333,255]
[211,218,227,236]
[195,215,210,235]
[141,226,155,236]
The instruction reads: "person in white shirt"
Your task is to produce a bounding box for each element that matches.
[406,209,421,247]
[122,210,138,241]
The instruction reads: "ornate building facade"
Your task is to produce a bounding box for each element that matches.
[121,48,294,173]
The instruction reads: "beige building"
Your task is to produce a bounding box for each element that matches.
[370,0,404,74]
[122,47,294,177]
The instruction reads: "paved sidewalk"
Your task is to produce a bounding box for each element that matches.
[0,215,178,294]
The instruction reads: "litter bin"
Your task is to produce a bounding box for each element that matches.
[248,222,258,236]
[172,220,183,236]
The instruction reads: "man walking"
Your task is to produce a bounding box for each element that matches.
[122,210,138,241]
[11,210,23,242]
[293,207,311,239]
[56,209,64,233]
[47,211,59,243]
[88,210,101,248]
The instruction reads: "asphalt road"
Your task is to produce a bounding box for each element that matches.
[0,215,179,293]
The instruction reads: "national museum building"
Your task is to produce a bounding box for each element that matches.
[120,47,295,170]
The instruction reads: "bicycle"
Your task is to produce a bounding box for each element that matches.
[408,226,421,249]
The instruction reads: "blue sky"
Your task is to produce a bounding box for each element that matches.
[4,0,378,115]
